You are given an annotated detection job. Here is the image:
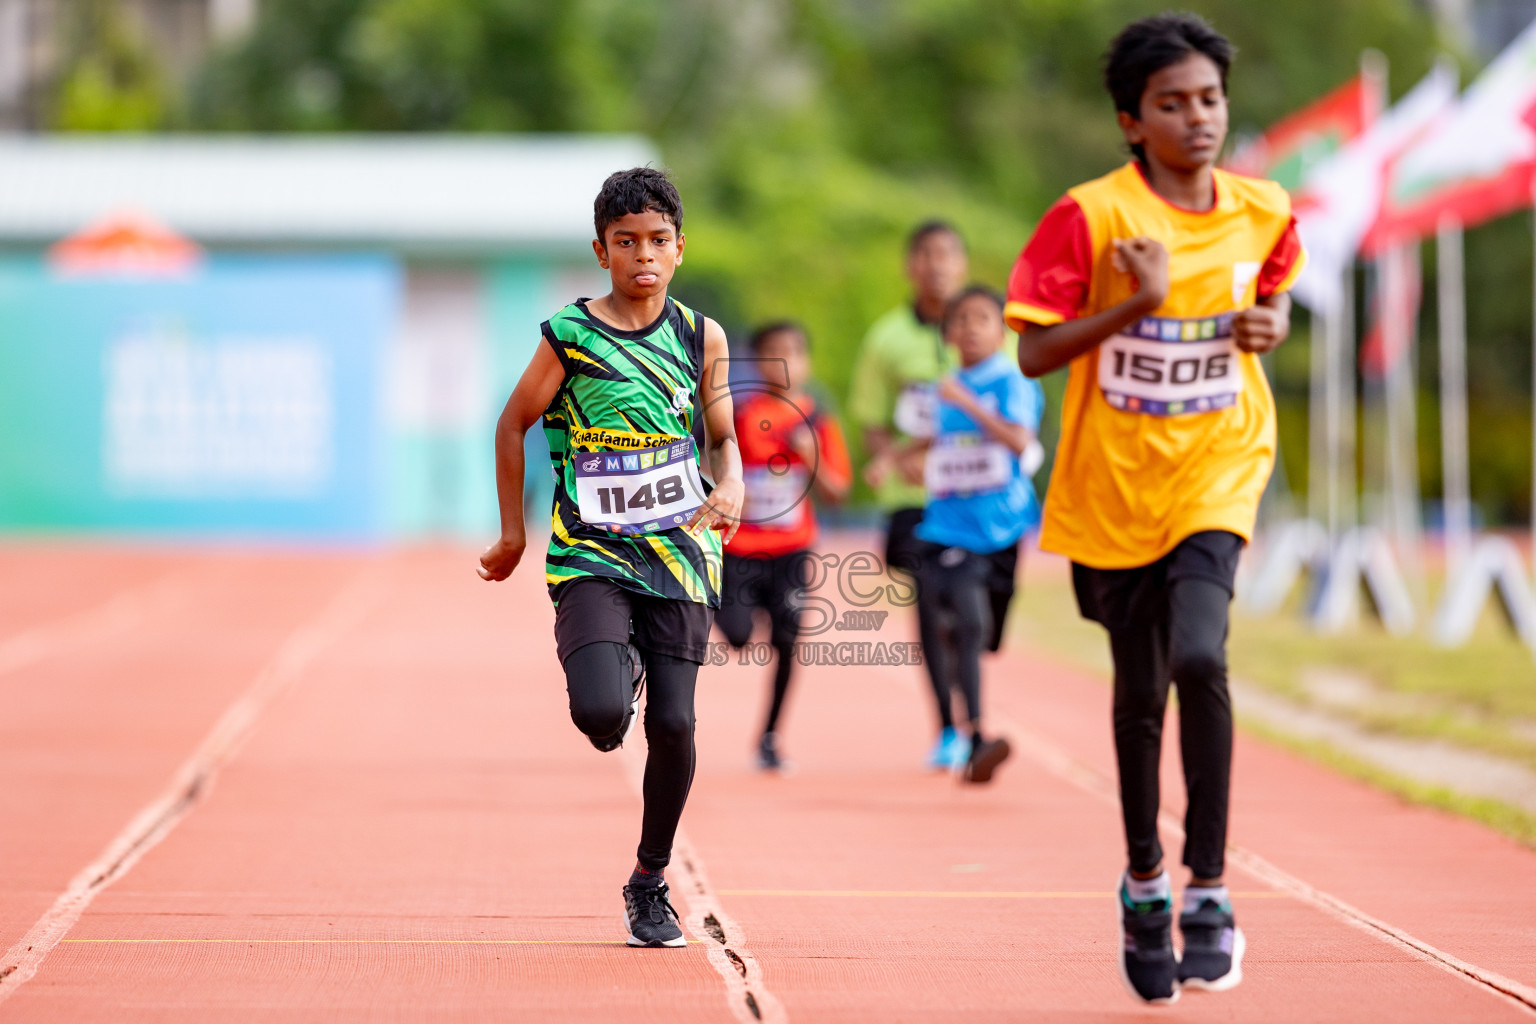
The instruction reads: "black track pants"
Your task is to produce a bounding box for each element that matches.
[716,551,809,737]
[915,544,992,729]
[1107,577,1234,880]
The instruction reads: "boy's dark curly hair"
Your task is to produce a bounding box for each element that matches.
[593,167,683,244]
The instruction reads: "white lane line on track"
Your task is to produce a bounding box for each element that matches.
[619,742,787,1024]
[0,572,190,679]
[994,711,1536,1017]
[0,568,386,1005]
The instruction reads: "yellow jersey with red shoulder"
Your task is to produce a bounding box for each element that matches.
[1005,162,1305,569]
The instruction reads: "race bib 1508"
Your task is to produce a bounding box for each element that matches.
[573,438,706,534]
[1098,313,1242,416]
[742,465,809,529]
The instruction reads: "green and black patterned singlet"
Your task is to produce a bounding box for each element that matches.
[541,297,722,607]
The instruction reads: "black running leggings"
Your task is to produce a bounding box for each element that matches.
[714,610,796,737]
[563,641,698,872]
[1110,578,1233,881]
[715,551,808,737]
[915,546,992,730]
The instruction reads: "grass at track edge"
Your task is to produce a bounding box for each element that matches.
[1235,715,1536,851]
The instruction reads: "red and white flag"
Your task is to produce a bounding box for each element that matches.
[1226,73,1381,193]
[1289,62,1458,314]
[1360,243,1421,376]
[1369,20,1536,246]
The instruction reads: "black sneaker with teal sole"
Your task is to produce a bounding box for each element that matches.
[623,881,686,948]
[1117,875,1180,1004]
[1178,895,1244,991]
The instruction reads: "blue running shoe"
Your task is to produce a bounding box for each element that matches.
[926,727,970,771]
[942,730,972,771]
[1117,874,1179,1005]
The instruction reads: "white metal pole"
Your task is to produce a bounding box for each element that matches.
[1340,263,1358,534]
[1438,215,1471,575]
[1383,247,1405,535]
[1323,291,1342,541]
[1364,260,1386,530]
[1395,243,1425,588]
[1309,303,1329,527]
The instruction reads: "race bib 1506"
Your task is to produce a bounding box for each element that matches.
[1098,313,1242,416]
[573,438,706,534]
[925,435,1014,498]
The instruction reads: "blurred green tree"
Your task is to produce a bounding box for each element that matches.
[177,0,1536,521]
[53,0,169,130]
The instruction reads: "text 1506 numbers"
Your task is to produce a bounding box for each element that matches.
[1110,350,1231,385]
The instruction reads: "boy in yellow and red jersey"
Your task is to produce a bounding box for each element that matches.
[717,322,852,771]
[1007,14,1304,1005]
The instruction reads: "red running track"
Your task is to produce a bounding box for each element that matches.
[0,539,1533,1022]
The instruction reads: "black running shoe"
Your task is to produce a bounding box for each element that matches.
[1117,876,1180,1005]
[1178,894,1244,991]
[590,644,644,753]
[758,732,783,771]
[962,736,1011,783]
[623,881,685,948]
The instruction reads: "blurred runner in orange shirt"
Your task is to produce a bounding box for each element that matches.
[717,322,852,771]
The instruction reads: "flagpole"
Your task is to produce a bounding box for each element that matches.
[1309,303,1328,527]
[1438,215,1471,576]
[1363,260,1385,530]
[1323,283,1342,543]
[1394,243,1425,593]
[1342,261,1358,536]
[1359,50,1388,538]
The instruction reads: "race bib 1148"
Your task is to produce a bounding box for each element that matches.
[573,438,707,535]
[1098,313,1242,416]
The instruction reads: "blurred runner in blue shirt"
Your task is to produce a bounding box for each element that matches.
[913,284,1043,783]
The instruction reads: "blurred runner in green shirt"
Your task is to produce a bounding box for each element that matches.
[851,221,967,518]
[848,220,969,767]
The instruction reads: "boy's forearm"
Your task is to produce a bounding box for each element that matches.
[1017,292,1158,377]
[863,426,894,460]
[493,411,529,541]
[948,390,1030,454]
[812,461,852,502]
[708,436,743,487]
[971,407,1032,455]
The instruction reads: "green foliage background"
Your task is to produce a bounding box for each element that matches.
[48,0,1535,520]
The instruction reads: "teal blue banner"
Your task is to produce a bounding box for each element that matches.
[0,255,400,539]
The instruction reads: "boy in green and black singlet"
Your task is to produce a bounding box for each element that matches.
[479,167,744,949]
